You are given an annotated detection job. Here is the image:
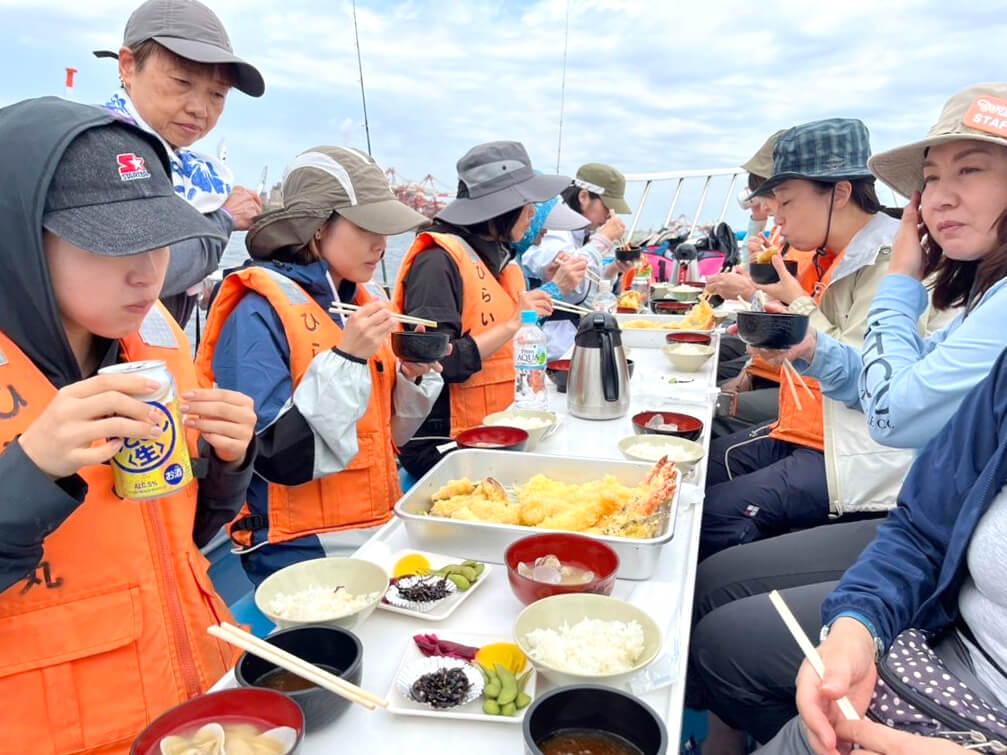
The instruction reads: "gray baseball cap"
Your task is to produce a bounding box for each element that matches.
[43,123,226,256]
[94,0,264,97]
[247,146,429,259]
[437,141,572,226]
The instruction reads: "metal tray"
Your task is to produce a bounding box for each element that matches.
[615,313,712,348]
[393,450,680,580]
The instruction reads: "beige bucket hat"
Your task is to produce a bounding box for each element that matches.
[247,146,428,259]
[870,83,1007,197]
[742,129,786,180]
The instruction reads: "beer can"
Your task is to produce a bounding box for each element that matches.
[98,360,194,500]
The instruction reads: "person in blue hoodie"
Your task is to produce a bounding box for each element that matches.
[195,147,443,585]
[688,83,1007,754]
[761,348,1007,754]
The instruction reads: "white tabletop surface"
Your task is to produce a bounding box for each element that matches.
[216,334,721,754]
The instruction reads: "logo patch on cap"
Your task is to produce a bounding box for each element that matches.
[117,153,151,182]
[964,96,1007,139]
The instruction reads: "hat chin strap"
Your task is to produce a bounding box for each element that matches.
[814,184,838,280]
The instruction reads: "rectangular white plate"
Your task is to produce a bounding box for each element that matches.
[385,632,536,724]
[377,549,493,622]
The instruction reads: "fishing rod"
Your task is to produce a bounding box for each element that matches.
[352,0,387,284]
[555,0,570,173]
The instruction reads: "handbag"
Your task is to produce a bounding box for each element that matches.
[867,628,1007,751]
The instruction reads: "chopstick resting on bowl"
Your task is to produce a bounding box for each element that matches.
[768,591,859,722]
[208,622,387,711]
[328,302,438,329]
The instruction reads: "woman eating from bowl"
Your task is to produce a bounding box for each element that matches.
[688,83,1007,753]
[521,163,636,359]
[97,0,265,327]
[195,147,443,585]
[699,117,906,562]
[393,141,564,478]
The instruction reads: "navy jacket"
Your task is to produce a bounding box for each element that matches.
[823,347,1007,649]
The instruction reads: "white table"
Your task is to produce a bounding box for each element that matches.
[218,335,721,753]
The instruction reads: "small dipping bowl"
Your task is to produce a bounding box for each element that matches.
[615,247,643,263]
[631,411,704,441]
[505,533,619,606]
[131,689,304,755]
[235,625,363,733]
[456,425,529,451]
[546,360,571,393]
[523,684,668,755]
[390,331,450,363]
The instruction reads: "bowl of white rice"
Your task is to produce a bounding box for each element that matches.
[254,557,389,630]
[513,594,662,688]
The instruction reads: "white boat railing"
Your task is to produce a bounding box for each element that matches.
[623,166,746,242]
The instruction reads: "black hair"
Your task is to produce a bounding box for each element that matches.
[809,178,902,220]
[465,204,527,242]
[266,213,340,265]
[562,184,602,215]
[748,173,767,193]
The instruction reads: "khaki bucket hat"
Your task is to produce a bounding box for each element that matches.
[247,147,429,259]
[742,130,786,181]
[870,83,1007,197]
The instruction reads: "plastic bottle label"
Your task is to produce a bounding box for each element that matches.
[515,344,547,368]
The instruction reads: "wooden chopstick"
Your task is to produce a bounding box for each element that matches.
[328,302,438,329]
[782,362,803,412]
[768,591,859,721]
[550,298,593,315]
[208,622,387,710]
[784,359,816,400]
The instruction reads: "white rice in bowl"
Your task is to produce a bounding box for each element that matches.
[524,617,645,675]
[267,585,381,622]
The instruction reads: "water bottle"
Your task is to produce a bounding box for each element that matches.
[592,279,618,314]
[513,310,548,410]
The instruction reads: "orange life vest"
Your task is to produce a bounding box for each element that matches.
[195,266,399,550]
[0,304,236,755]
[767,249,848,451]
[393,232,526,436]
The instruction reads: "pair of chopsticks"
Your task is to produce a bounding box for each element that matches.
[550,298,593,316]
[208,622,388,711]
[585,269,602,286]
[781,359,815,412]
[328,301,438,329]
[768,591,859,721]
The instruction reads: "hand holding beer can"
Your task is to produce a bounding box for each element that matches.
[98,360,193,500]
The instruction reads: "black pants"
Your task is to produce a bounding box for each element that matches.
[700,424,830,561]
[685,520,884,743]
[710,387,780,439]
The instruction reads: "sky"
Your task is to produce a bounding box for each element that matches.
[2,0,1006,232]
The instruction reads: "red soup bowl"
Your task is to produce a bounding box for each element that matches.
[131,688,304,755]
[665,332,712,346]
[505,533,619,606]
[631,411,704,441]
[456,425,529,452]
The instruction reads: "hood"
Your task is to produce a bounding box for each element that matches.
[827,213,901,287]
[0,97,174,387]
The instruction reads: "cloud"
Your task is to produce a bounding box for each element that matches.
[1,0,1005,232]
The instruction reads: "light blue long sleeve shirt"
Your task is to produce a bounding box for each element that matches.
[802,274,1007,448]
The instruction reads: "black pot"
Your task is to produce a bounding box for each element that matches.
[523,685,668,755]
[736,311,810,349]
[390,331,450,362]
[235,624,363,733]
[748,260,798,284]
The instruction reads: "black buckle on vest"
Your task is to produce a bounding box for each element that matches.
[230,515,266,533]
